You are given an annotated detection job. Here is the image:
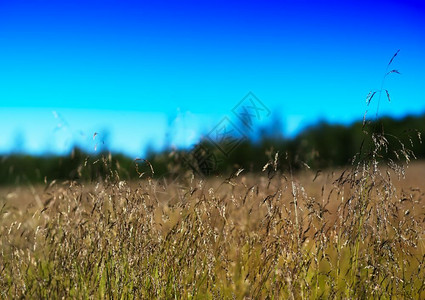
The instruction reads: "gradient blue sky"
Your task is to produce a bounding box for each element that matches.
[1,0,425,157]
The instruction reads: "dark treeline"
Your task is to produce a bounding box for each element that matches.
[1,114,424,185]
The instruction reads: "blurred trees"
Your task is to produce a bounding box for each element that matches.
[1,114,424,185]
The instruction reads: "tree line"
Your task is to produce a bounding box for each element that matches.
[1,114,424,185]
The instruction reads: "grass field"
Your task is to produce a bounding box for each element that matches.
[1,152,424,298]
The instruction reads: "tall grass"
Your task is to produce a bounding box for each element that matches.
[1,155,423,298]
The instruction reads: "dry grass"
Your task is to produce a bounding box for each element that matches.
[1,154,424,298]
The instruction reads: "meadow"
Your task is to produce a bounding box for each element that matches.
[1,140,424,298]
[1,50,424,298]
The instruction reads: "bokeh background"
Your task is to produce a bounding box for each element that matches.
[1,0,425,157]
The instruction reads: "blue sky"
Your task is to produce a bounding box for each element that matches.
[1,0,425,157]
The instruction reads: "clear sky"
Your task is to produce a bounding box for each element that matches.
[1,0,425,157]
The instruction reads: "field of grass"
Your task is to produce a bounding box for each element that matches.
[1,149,424,298]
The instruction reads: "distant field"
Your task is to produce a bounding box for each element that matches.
[1,160,424,298]
[2,161,424,209]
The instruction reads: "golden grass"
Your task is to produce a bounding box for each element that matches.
[1,159,424,298]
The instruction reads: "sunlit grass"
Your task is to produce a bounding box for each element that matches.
[1,152,424,298]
